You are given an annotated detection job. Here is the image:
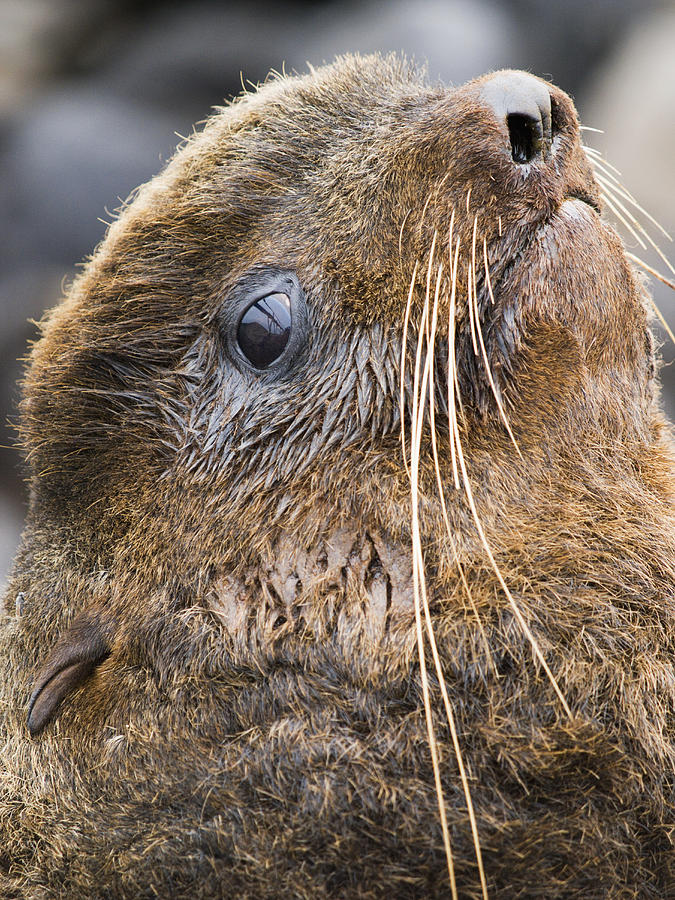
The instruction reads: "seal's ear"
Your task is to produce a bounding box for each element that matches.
[27,610,112,737]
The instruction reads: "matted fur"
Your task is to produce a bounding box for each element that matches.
[1,54,675,898]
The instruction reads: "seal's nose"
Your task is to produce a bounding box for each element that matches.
[479,71,552,164]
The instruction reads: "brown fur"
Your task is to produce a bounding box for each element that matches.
[2,54,675,898]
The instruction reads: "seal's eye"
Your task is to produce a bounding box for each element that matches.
[222,269,307,374]
[237,293,292,369]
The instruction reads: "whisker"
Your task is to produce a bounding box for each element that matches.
[597,180,674,276]
[467,263,478,356]
[585,148,674,273]
[591,170,671,242]
[427,266,444,405]
[471,215,479,313]
[412,234,437,441]
[436,230,497,673]
[420,190,435,234]
[482,238,496,305]
[398,210,413,258]
[432,385,481,613]
[626,252,675,294]
[414,532,490,900]
[400,260,420,479]
[418,173,452,236]
[599,189,647,250]
[596,178,652,241]
[409,232,457,896]
[625,253,675,346]
[583,145,622,178]
[447,216,461,490]
[431,428,498,684]
[416,252,488,899]
[450,242,467,434]
[474,229,522,457]
[424,232,439,348]
[467,217,479,355]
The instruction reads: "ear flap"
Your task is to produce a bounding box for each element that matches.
[27,610,112,737]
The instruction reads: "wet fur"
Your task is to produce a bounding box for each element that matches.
[2,55,675,898]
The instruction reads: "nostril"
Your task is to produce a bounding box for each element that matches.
[479,70,553,164]
[507,113,543,164]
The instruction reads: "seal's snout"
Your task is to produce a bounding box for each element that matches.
[479,70,553,163]
[458,67,598,218]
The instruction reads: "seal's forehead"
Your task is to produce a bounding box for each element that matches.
[216,54,430,132]
[190,54,434,185]
[134,55,436,313]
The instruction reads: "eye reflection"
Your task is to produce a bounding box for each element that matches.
[237,292,292,368]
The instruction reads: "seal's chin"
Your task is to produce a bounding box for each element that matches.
[478,190,627,385]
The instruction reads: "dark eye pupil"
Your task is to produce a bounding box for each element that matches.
[237,292,292,368]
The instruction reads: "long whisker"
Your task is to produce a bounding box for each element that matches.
[585,153,626,190]
[450,242,467,433]
[398,209,413,258]
[418,172,452,236]
[400,260,420,479]
[409,233,457,895]
[424,232,438,349]
[447,216,461,491]
[585,147,674,273]
[625,252,675,346]
[586,149,668,239]
[585,146,675,275]
[467,216,479,355]
[598,181,675,277]
[436,225,496,670]
[583,149,675,345]
[592,169,671,242]
[483,237,496,306]
[419,258,489,899]
[432,404,495,672]
[596,176,654,243]
[474,230,522,457]
[599,188,647,250]
[419,190,435,234]
[583,144,623,178]
[626,252,675,294]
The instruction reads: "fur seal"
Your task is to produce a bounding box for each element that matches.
[2,54,675,898]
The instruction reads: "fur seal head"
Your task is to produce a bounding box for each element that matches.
[2,55,675,898]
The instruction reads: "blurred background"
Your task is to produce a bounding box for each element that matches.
[1,0,674,589]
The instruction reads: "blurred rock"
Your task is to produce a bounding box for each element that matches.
[0,0,115,116]
[581,6,675,416]
[300,0,522,84]
[0,89,187,275]
[506,0,665,93]
[82,0,522,113]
